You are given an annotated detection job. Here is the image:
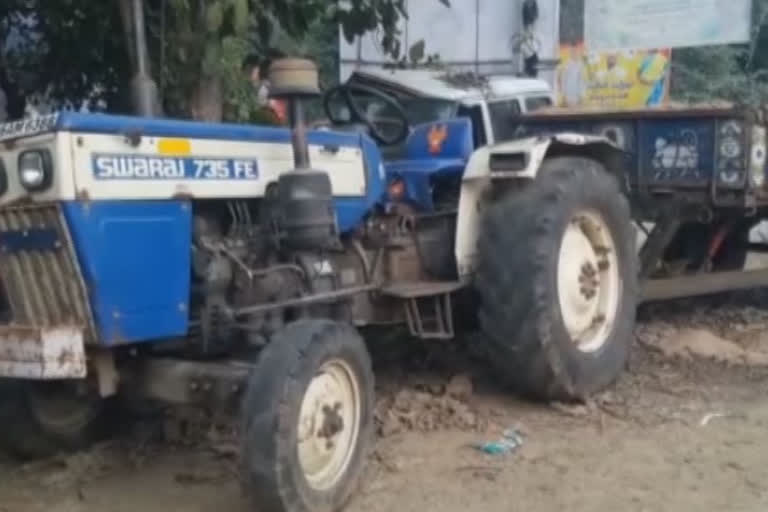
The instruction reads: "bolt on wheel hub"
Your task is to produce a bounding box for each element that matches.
[557,211,621,353]
[297,359,361,491]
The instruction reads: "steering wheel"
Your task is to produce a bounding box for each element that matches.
[323,83,410,146]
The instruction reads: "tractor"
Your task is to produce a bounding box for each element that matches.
[0,53,639,511]
[2,7,768,512]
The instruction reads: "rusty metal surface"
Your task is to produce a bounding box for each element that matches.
[525,102,739,121]
[381,280,464,298]
[0,203,95,343]
[0,324,86,378]
[92,349,118,397]
[642,268,768,302]
[122,357,252,410]
[234,284,377,317]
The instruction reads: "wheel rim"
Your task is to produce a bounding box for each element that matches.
[557,210,622,353]
[297,358,361,491]
[26,382,101,434]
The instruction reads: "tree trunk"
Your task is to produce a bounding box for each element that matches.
[190,76,224,121]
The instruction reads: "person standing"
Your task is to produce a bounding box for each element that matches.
[558,45,588,108]
[241,53,287,125]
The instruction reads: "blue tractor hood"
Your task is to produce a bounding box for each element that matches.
[384,118,474,211]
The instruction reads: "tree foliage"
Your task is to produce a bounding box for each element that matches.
[1,0,450,120]
[671,0,768,107]
[2,0,129,113]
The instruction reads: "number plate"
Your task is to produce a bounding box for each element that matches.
[0,114,60,142]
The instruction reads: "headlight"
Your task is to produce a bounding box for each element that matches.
[750,125,767,187]
[18,150,53,192]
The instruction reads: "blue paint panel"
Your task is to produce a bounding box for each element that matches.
[62,201,191,346]
[56,112,362,148]
[375,118,473,212]
[639,118,715,186]
[385,159,466,211]
[406,118,474,161]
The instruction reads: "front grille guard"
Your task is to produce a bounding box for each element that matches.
[0,203,94,379]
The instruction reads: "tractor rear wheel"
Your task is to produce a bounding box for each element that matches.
[240,319,374,512]
[476,157,637,401]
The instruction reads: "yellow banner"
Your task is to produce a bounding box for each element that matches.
[556,45,671,109]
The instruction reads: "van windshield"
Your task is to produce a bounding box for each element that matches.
[324,91,459,127]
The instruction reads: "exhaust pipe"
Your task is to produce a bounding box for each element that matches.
[129,0,162,116]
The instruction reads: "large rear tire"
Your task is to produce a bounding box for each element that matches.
[240,319,374,512]
[476,157,637,401]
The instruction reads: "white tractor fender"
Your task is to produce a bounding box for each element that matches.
[463,133,620,181]
[455,133,622,279]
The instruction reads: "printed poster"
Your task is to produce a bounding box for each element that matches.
[556,44,671,109]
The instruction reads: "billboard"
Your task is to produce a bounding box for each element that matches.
[556,45,671,108]
[585,0,752,52]
[338,0,561,83]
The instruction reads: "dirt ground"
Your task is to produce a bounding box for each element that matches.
[3,292,768,512]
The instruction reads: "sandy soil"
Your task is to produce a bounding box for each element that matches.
[2,293,768,512]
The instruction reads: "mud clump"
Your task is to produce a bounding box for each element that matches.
[446,374,473,402]
[653,328,768,366]
[638,320,768,367]
[375,374,487,437]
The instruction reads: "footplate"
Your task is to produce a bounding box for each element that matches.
[0,325,86,379]
[382,281,464,340]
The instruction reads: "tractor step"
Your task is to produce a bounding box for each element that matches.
[381,281,464,340]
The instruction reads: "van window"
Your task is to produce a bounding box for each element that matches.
[457,104,487,148]
[525,96,553,112]
[488,99,522,142]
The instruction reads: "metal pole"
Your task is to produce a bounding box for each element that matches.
[475,0,480,75]
[129,0,162,116]
[133,0,149,76]
[288,99,310,169]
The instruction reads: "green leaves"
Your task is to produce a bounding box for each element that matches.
[408,39,425,63]
[229,0,249,34]
[671,0,768,107]
[1,0,451,120]
[201,39,222,74]
[205,2,224,33]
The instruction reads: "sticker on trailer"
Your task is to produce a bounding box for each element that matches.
[91,154,259,180]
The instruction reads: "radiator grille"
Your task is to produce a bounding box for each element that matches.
[0,203,95,342]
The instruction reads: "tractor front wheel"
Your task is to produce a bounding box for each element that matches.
[240,319,374,512]
[476,157,637,401]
